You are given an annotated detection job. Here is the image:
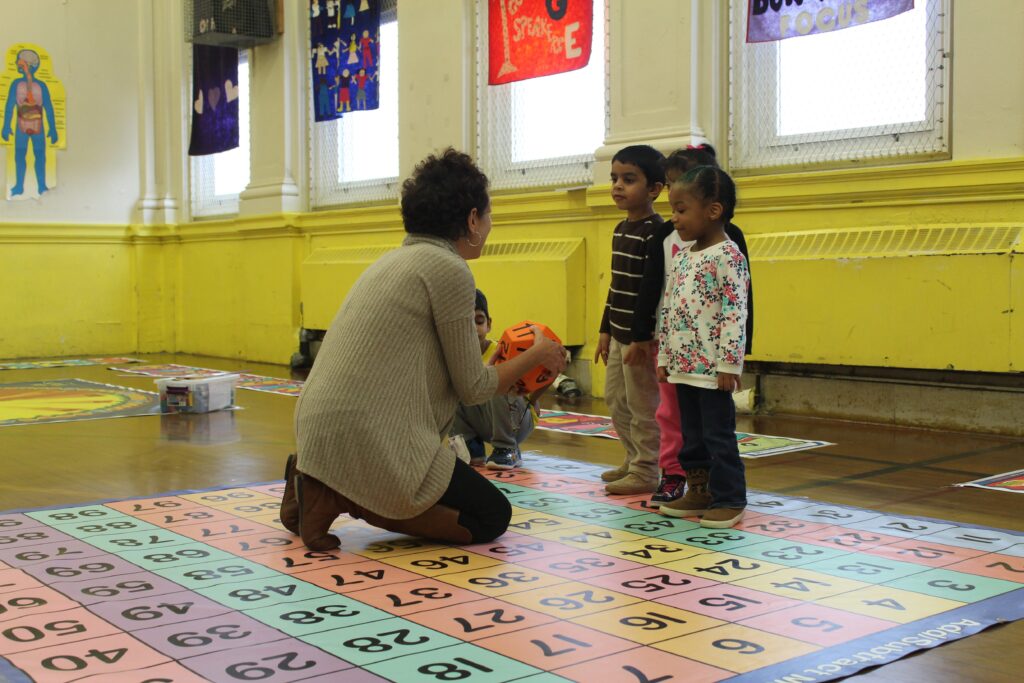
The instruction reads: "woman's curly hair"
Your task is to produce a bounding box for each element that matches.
[401,148,490,240]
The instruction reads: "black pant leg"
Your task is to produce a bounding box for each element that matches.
[698,387,747,509]
[436,459,512,543]
[675,383,712,472]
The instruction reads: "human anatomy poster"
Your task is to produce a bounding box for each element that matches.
[0,43,66,201]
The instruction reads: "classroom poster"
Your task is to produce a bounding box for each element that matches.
[188,44,240,156]
[0,43,66,201]
[746,0,914,42]
[310,0,381,122]
[488,0,593,85]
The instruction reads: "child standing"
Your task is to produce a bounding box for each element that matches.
[657,166,749,528]
[626,143,755,508]
[596,145,666,495]
[451,289,542,470]
[664,145,754,359]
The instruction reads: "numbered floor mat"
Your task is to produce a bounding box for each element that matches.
[0,454,1021,682]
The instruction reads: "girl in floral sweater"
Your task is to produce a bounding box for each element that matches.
[656,166,750,528]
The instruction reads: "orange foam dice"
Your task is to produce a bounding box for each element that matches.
[494,320,563,394]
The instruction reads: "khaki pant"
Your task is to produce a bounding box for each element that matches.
[452,394,534,450]
[605,338,660,481]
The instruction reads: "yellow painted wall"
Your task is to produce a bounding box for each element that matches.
[733,159,1024,374]
[0,225,137,357]
[0,0,145,361]
[4,160,1021,379]
[168,220,303,363]
[160,155,1024,385]
[1012,253,1024,372]
[1,0,1022,392]
[132,237,177,354]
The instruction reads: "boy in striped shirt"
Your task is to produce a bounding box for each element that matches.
[594,145,666,494]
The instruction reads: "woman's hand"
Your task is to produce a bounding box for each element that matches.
[530,326,568,375]
[492,327,567,395]
[593,333,611,366]
[657,366,669,383]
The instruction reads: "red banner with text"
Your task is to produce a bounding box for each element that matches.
[488,0,593,85]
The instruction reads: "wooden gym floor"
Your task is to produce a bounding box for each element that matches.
[0,353,1021,682]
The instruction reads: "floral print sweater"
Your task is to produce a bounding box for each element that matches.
[657,239,750,389]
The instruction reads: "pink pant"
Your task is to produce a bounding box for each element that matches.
[657,379,685,476]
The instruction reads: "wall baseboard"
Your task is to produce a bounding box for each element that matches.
[747,362,1024,436]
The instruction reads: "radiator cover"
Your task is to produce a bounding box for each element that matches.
[301,238,587,345]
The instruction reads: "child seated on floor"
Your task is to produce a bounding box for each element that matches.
[450,289,549,470]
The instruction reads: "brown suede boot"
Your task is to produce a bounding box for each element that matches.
[279,453,299,535]
[659,468,711,519]
[601,464,629,482]
[700,507,745,529]
[295,473,349,551]
[354,503,474,545]
[605,472,659,495]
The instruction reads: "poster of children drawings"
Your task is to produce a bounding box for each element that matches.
[310,0,381,121]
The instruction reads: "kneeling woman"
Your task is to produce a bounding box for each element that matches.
[281,149,567,551]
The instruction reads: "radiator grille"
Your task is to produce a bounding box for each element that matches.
[301,238,586,341]
[748,225,1023,261]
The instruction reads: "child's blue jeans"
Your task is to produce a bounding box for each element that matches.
[674,383,747,509]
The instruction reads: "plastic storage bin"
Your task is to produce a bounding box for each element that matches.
[156,374,238,414]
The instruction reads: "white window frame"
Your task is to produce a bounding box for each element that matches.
[190,50,251,218]
[474,0,609,191]
[729,0,950,172]
[310,0,399,208]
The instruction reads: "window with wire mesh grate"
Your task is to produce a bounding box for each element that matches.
[310,0,399,208]
[474,0,608,192]
[729,0,950,173]
[191,51,251,218]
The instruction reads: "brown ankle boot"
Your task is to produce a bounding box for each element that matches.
[355,503,474,545]
[701,507,745,529]
[279,453,299,535]
[397,505,474,545]
[601,464,629,482]
[659,468,711,519]
[296,473,348,551]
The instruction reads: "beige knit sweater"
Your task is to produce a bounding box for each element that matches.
[295,234,499,519]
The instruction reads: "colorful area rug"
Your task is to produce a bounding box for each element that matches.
[0,379,161,427]
[537,410,833,459]
[0,453,1021,682]
[111,364,225,379]
[110,364,304,397]
[734,433,835,459]
[0,357,142,371]
[957,469,1024,495]
[537,409,620,438]
[236,374,304,397]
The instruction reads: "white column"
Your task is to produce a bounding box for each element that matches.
[238,0,307,216]
[134,0,182,226]
[397,0,474,177]
[595,0,726,176]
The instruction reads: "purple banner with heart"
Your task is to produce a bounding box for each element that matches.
[188,43,239,156]
[746,0,914,43]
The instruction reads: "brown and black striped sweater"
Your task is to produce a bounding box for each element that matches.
[599,214,664,344]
